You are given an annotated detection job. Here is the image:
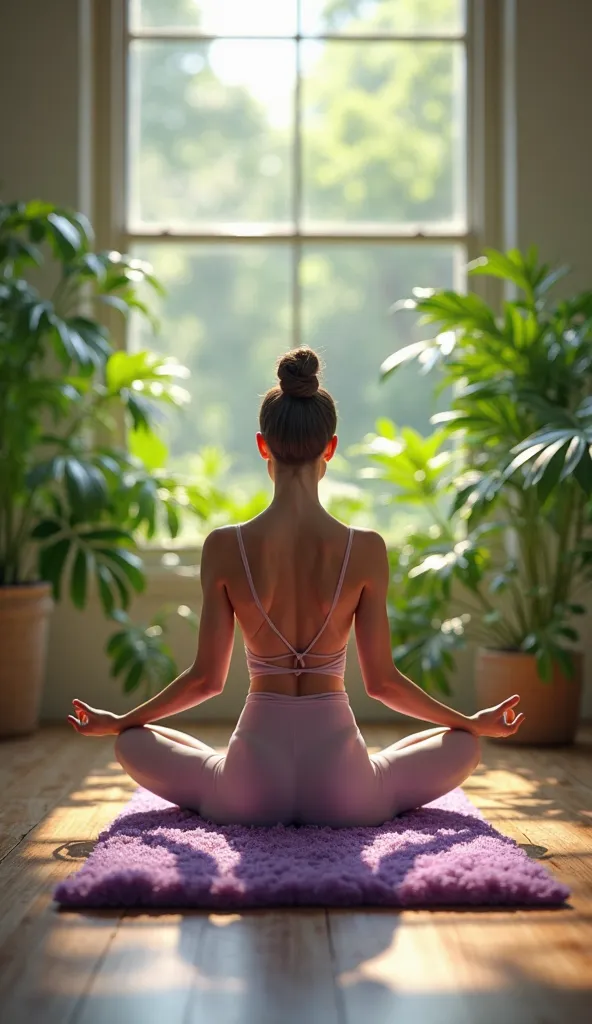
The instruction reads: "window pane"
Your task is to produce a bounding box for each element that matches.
[128,41,295,227]
[300,0,465,36]
[129,244,292,478]
[301,244,462,452]
[301,41,465,228]
[129,243,462,503]
[130,0,298,35]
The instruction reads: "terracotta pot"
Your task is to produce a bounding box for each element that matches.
[0,583,54,737]
[475,647,583,746]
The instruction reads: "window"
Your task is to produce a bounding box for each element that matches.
[119,0,480,523]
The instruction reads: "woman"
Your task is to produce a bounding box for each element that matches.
[68,348,525,827]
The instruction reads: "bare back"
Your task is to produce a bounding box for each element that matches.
[220,508,363,695]
[195,502,396,701]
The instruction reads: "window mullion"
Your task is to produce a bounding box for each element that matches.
[292,3,303,349]
[124,231,472,246]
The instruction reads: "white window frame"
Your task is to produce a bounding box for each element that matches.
[89,0,503,562]
[93,0,502,314]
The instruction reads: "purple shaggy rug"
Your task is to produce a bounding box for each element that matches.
[53,786,570,910]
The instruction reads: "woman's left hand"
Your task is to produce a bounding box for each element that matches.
[67,699,122,736]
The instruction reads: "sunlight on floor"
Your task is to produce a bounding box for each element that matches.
[335,914,592,993]
[39,917,246,995]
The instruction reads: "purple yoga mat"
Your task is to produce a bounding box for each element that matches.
[53,786,570,909]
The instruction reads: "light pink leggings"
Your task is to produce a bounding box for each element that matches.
[114,691,481,827]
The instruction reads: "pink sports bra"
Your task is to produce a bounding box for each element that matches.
[236,525,354,678]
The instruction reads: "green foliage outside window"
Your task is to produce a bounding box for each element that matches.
[128,0,466,492]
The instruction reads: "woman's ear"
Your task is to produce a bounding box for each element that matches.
[256,432,270,460]
[324,435,338,462]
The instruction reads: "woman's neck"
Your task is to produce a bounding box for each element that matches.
[269,463,322,514]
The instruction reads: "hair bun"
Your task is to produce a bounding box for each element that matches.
[277,348,320,399]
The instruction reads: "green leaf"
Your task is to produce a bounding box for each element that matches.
[489,574,509,594]
[66,316,112,362]
[76,251,106,279]
[574,448,592,495]
[379,340,430,380]
[128,426,168,470]
[556,626,579,642]
[110,645,136,678]
[125,392,155,431]
[535,264,570,297]
[511,429,573,455]
[28,300,50,330]
[104,567,132,610]
[95,547,145,593]
[64,459,108,513]
[468,248,534,295]
[375,417,397,440]
[47,212,84,259]
[123,661,144,693]
[81,527,134,543]
[553,647,575,679]
[534,440,570,504]
[535,647,554,683]
[30,519,62,540]
[100,294,133,317]
[106,629,131,656]
[50,315,93,367]
[524,437,567,487]
[110,609,131,626]
[503,443,548,480]
[96,564,116,617]
[38,538,71,600]
[560,436,587,481]
[70,548,89,609]
[166,502,180,538]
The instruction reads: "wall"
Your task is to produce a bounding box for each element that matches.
[2,0,591,723]
[0,1,90,212]
[512,0,592,295]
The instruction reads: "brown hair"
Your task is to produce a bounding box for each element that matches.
[259,348,337,465]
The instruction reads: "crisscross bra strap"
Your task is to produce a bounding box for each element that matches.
[236,525,354,676]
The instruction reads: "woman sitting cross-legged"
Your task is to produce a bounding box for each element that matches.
[68,347,525,827]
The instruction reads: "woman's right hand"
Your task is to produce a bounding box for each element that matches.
[468,694,526,738]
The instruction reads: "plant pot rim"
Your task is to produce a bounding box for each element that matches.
[0,580,52,592]
[0,581,54,605]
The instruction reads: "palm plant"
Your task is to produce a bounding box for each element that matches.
[356,248,592,693]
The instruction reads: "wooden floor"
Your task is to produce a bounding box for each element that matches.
[0,722,590,1024]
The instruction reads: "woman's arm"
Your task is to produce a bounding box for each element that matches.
[117,529,235,731]
[354,531,475,731]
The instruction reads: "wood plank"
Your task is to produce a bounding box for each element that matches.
[72,912,207,1024]
[0,726,84,862]
[184,910,339,1024]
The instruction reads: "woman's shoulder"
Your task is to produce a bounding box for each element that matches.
[347,528,389,589]
[348,525,388,556]
[200,525,240,562]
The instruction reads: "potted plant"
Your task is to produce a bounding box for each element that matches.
[356,248,592,744]
[0,199,212,736]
